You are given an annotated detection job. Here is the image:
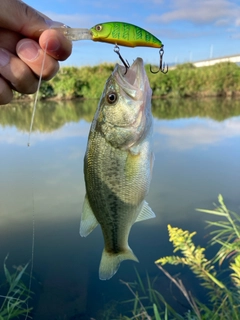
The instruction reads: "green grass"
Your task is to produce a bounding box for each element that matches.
[12,62,240,101]
[0,256,32,320]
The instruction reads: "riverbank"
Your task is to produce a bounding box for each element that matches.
[13,61,240,101]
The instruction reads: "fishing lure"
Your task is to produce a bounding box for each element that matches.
[54,22,168,74]
[90,22,162,48]
[90,22,168,74]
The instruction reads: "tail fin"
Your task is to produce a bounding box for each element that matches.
[99,247,139,280]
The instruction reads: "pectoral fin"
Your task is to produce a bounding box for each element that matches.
[135,201,155,223]
[80,195,99,237]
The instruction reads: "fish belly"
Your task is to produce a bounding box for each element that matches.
[83,130,152,279]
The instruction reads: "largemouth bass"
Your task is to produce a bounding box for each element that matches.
[80,57,155,280]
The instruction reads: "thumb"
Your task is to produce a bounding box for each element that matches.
[0,0,62,39]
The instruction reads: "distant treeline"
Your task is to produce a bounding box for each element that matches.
[13,61,240,101]
[4,98,240,133]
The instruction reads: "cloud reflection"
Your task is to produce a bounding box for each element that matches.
[0,121,90,146]
[2,116,240,151]
[154,117,240,150]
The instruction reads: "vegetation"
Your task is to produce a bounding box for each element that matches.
[3,97,240,133]
[155,195,240,319]
[0,256,32,319]
[98,195,240,319]
[146,62,240,98]
[12,62,240,101]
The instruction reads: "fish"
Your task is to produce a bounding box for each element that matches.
[90,22,163,48]
[80,57,155,280]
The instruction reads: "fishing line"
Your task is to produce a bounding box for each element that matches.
[25,30,50,319]
[27,34,50,147]
[24,147,36,320]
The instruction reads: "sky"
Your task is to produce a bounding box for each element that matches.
[25,0,240,67]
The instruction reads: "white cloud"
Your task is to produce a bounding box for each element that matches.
[144,0,164,3]
[231,33,240,39]
[215,19,230,26]
[147,0,240,26]
[149,27,213,40]
[235,18,240,26]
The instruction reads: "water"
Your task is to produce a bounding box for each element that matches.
[0,98,240,319]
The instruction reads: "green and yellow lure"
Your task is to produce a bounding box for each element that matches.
[54,21,167,74]
[90,21,163,48]
[90,22,167,74]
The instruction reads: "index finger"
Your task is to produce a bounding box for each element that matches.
[39,29,72,61]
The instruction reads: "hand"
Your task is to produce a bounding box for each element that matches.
[0,0,72,104]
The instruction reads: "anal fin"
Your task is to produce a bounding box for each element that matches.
[80,195,99,237]
[135,200,155,223]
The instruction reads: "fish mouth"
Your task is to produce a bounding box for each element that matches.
[116,58,145,94]
[114,58,149,136]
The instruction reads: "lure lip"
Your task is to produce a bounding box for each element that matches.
[50,26,93,41]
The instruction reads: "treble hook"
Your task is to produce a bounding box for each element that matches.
[150,46,168,74]
[114,45,130,75]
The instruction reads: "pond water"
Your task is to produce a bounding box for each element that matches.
[0,98,240,319]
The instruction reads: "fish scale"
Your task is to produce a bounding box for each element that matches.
[85,139,134,250]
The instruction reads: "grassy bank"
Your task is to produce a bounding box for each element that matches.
[13,61,240,101]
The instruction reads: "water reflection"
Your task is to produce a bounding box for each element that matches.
[0,98,240,319]
[1,97,240,133]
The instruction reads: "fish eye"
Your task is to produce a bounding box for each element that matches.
[106,92,118,104]
[95,24,102,31]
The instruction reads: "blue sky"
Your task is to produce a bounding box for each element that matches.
[26,0,240,67]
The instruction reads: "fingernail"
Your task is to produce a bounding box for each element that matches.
[0,49,10,67]
[43,37,60,53]
[17,41,40,62]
